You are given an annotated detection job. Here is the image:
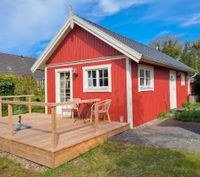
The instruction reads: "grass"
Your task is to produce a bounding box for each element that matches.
[158,112,169,120]
[0,142,200,177]
[0,156,39,177]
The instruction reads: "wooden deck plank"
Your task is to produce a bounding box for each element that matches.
[0,113,129,168]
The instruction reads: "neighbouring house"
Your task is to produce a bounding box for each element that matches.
[31,11,196,127]
[0,52,44,86]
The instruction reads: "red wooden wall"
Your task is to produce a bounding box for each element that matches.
[47,59,127,122]
[45,23,189,127]
[46,24,127,122]
[132,62,188,127]
[177,72,188,108]
[47,25,121,65]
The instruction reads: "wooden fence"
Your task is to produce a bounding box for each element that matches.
[0,97,100,149]
[0,95,33,118]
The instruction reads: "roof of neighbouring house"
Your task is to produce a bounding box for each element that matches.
[31,13,196,73]
[0,52,44,80]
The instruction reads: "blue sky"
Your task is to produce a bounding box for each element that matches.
[0,0,200,58]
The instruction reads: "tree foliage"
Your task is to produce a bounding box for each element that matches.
[0,75,15,96]
[150,36,200,74]
[150,36,200,98]
[181,40,200,73]
[149,35,182,59]
[0,74,38,96]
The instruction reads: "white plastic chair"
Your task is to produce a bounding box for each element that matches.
[61,98,81,120]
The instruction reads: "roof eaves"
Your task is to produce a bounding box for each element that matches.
[142,55,197,73]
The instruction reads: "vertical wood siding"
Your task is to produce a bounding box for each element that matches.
[132,62,188,127]
[176,72,188,108]
[45,23,189,127]
[47,25,121,65]
[47,59,127,122]
[46,24,126,122]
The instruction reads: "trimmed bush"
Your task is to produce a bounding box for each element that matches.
[175,110,200,122]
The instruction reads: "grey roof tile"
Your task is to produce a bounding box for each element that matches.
[0,52,44,80]
[77,15,195,73]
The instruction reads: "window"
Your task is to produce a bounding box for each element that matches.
[181,73,185,86]
[138,65,154,91]
[83,64,111,92]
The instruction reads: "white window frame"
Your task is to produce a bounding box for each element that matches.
[83,64,112,92]
[181,73,185,86]
[55,68,73,103]
[138,65,154,92]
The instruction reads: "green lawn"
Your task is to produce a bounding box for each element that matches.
[1,142,200,177]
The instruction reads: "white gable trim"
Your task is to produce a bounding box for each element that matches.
[47,55,125,68]
[31,20,71,72]
[31,15,142,73]
[73,15,142,62]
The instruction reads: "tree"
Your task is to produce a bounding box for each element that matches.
[149,35,182,59]
[181,40,200,73]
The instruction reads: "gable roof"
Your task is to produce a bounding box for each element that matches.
[0,52,44,80]
[31,13,196,73]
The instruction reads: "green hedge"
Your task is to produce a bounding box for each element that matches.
[175,110,200,122]
[0,74,44,116]
[175,102,200,122]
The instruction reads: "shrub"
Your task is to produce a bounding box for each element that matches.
[170,109,177,114]
[175,110,200,122]
[0,75,15,96]
[182,102,200,111]
[159,112,168,119]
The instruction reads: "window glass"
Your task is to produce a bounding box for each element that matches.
[86,68,109,89]
[140,69,144,78]
[140,78,144,86]
[139,66,154,91]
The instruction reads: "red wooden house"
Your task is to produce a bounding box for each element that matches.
[31,12,196,128]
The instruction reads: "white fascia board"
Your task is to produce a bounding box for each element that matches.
[31,19,71,73]
[73,15,142,63]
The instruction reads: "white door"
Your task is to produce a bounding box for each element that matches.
[55,68,73,115]
[169,71,177,109]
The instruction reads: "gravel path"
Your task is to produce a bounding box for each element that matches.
[0,151,49,172]
[109,118,200,153]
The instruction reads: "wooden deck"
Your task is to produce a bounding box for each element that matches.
[0,113,129,168]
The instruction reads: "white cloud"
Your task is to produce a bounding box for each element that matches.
[181,13,200,27]
[0,0,67,56]
[0,0,153,57]
[94,0,152,16]
[156,30,170,37]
